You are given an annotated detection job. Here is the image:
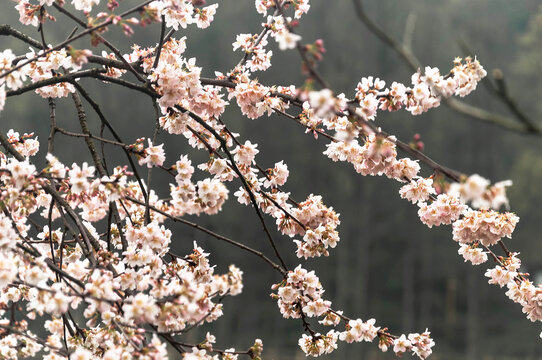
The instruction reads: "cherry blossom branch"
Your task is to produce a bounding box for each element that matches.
[233,9,277,73]
[51,3,147,83]
[272,0,330,88]
[175,105,290,271]
[356,112,463,182]
[125,196,287,275]
[215,118,306,227]
[0,132,102,266]
[351,0,542,136]
[273,99,464,182]
[0,0,155,80]
[152,15,167,70]
[5,68,106,97]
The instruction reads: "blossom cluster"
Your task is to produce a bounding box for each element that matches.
[170,155,229,216]
[232,33,273,72]
[417,193,467,228]
[324,134,420,181]
[145,37,202,108]
[448,174,513,210]
[0,47,83,102]
[485,253,542,324]
[355,57,487,119]
[392,332,435,359]
[272,265,330,319]
[452,208,519,246]
[6,129,39,158]
[254,0,310,51]
[0,124,250,358]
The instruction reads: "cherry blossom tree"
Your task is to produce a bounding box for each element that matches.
[0,0,538,359]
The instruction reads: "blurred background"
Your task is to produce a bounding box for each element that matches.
[2,0,542,358]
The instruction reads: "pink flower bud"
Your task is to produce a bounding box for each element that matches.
[416,141,424,151]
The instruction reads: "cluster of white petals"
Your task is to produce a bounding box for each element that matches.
[263,160,289,188]
[232,33,273,72]
[268,15,302,51]
[506,279,542,322]
[147,0,218,30]
[232,141,259,166]
[324,134,420,182]
[279,194,340,259]
[272,265,330,319]
[458,244,488,265]
[170,155,229,216]
[298,331,338,357]
[400,178,436,204]
[1,46,84,100]
[231,80,271,119]
[448,174,512,210]
[355,57,487,119]
[137,140,166,168]
[391,331,435,359]
[145,37,202,108]
[417,194,466,228]
[72,0,100,12]
[6,129,39,157]
[308,89,347,118]
[452,208,519,246]
[339,318,380,343]
[485,264,518,288]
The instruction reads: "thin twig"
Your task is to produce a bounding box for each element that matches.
[125,196,286,275]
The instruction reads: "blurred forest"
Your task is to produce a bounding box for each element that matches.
[2,0,542,359]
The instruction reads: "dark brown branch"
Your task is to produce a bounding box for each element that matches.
[6,68,105,97]
[125,197,286,276]
[72,83,150,214]
[72,92,107,176]
[54,127,127,148]
[47,98,56,153]
[352,0,421,71]
[0,25,43,49]
[152,15,167,69]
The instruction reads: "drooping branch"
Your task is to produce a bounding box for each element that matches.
[351,0,542,136]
